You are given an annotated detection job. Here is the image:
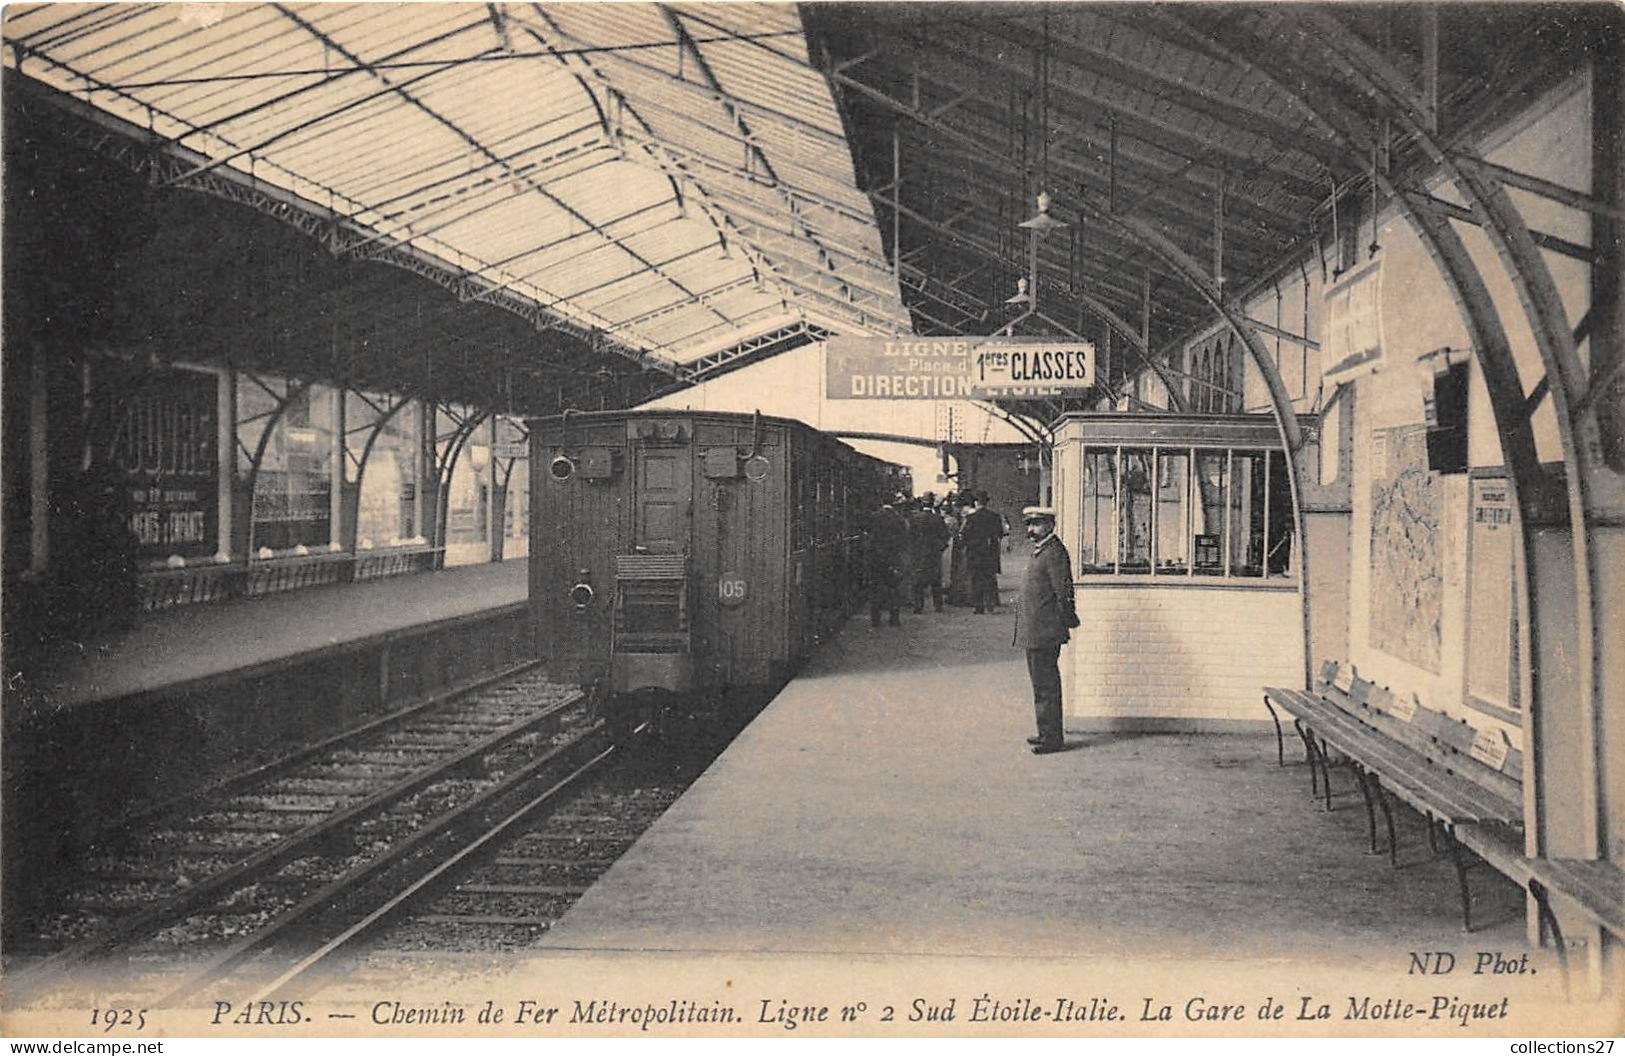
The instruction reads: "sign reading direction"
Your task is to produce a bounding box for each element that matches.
[493,441,529,460]
[826,337,1094,400]
[718,572,748,608]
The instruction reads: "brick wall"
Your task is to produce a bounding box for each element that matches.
[1065,583,1303,726]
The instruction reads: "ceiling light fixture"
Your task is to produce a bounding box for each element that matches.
[1019,190,1068,235]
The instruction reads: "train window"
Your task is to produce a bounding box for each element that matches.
[1080,444,1293,581]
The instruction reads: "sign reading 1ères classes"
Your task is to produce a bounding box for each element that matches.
[825,336,1094,400]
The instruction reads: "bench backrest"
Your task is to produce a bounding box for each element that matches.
[1317,662,1522,808]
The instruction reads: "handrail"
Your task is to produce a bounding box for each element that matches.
[137,546,447,612]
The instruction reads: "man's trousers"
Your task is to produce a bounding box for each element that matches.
[1025,644,1064,746]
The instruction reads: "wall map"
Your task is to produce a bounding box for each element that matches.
[1368,426,1442,673]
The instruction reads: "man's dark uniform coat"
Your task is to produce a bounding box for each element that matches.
[1017,531,1078,749]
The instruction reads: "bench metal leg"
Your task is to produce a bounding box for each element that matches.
[1426,817,1441,856]
[1263,697,1284,766]
[1317,737,1335,812]
[1354,767,1379,854]
[1442,826,1474,931]
[1527,878,1570,997]
[1370,774,1399,865]
[1293,720,1319,797]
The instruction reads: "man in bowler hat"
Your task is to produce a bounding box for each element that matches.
[1015,506,1078,754]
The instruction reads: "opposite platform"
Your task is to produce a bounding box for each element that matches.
[18,558,528,710]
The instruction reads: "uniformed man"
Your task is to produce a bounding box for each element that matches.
[1015,506,1078,754]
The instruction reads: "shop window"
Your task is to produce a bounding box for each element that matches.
[243,383,335,552]
[354,397,418,548]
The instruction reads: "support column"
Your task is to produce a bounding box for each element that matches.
[216,370,234,562]
[29,353,50,575]
[418,398,439,559]
[1588,38,1625,875]
[489,418,507,564]
[330,386,345,551]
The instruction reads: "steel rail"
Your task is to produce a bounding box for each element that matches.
[96,660,543,848]
[9,686,583,999]
[247,732,630,1003]
[158,723,618,1006]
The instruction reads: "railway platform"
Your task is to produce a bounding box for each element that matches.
[18,558,528,711]
[3,559,533,911]
[538,557,1539,975]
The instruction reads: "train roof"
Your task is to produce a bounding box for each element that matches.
[529,408,900,470]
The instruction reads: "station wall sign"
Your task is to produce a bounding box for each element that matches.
[106,364,220,560]
[826,336,1094,400]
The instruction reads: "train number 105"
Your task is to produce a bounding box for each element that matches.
[718,573,748,608]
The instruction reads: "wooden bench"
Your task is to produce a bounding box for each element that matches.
[1263,662,1622,985]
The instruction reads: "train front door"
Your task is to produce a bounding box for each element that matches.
[615,433,695,694]
[633,443,690,554]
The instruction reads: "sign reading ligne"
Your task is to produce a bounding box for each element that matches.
[826,336,1094,399]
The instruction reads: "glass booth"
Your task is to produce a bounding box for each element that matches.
[1051,413,1315,728]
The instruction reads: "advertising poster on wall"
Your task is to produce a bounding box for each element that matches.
[107,366,220,561]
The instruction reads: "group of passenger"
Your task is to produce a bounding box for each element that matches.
[865,491,1079,755]
[864,489,1009,628]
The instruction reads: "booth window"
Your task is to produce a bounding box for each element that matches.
[1078,444,1293,580]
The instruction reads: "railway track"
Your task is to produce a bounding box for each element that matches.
[6,664,590,1003]
[151,718,619,1007]
[344,751,689,959]
[253,712,746,1001]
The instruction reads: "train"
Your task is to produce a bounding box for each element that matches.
[528,409,904,713]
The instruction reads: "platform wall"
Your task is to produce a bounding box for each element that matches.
[1,602,532,925]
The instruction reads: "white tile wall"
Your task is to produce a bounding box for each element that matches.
[1065,584,1303,724]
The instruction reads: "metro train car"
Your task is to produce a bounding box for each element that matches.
[529,409,901,708]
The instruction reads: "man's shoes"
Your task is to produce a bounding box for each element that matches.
[973,608,985,615]
[1030,741,1065,755]
[1025,735,1044,746]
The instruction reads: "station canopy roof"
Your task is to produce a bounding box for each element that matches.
[2,2,911,392]
[3,3,1610,420]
